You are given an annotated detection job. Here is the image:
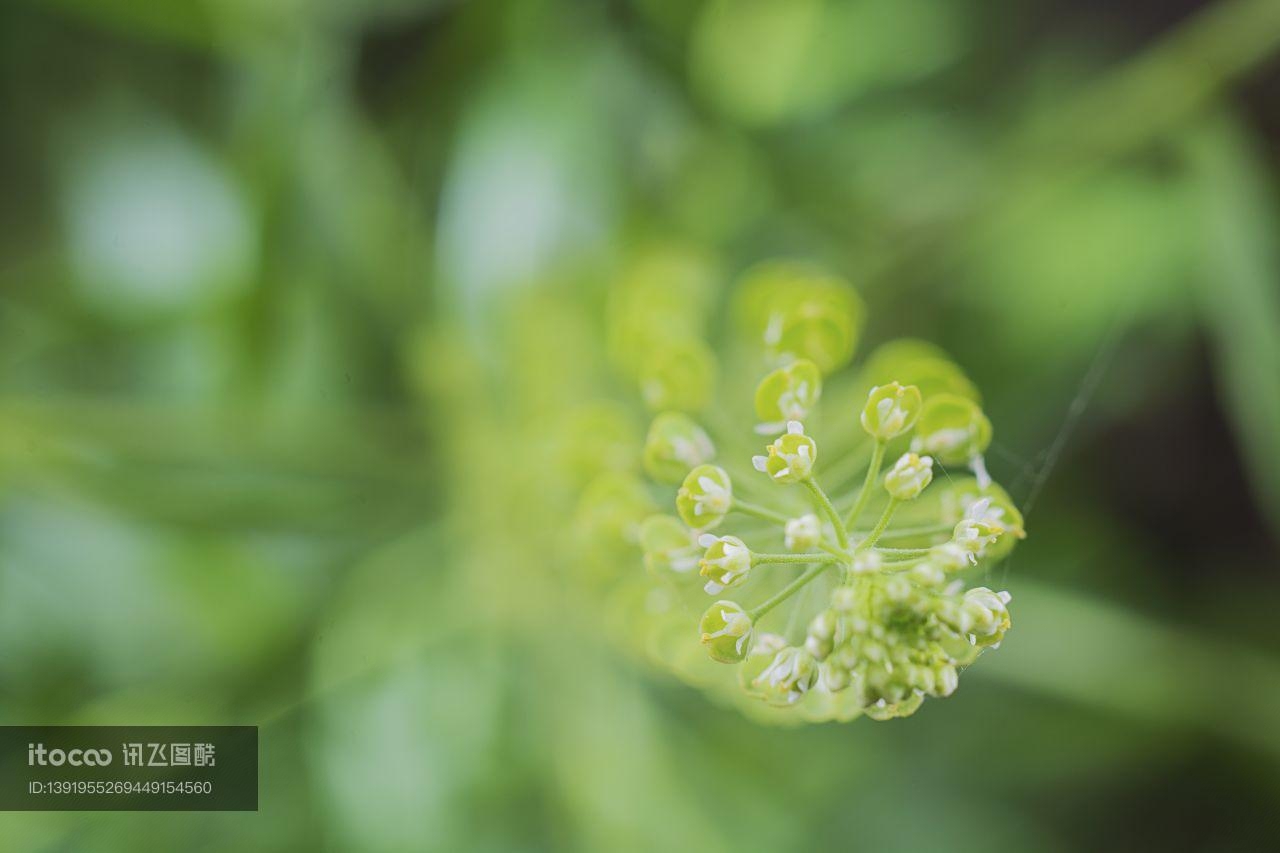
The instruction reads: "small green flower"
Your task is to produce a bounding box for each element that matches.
[639,339,717,413]
[754,359,822,432]
[752,646,819,705]
[735,261,865,374]
[883,452,934,501]
[784,514,822,551]
[697,534,752,594]
[699,600,755,663]
[939,481,1026,560]
[964,587,1012,647]
[860,382,923,441]
[642,412,715,484]
[751,421,817,483]
[906,561,946,588]
[819,659,852,692]
[952,498,1005,557]
[639,515,701,577]
[912,393,992,466]
[929,541,974,572]
[676,464,733,529]
[804,610,841,661]
[739,633,788,695]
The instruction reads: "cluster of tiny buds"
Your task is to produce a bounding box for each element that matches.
[642,355,1021,721]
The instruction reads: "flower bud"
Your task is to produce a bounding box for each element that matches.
[752,647,819,705]
[831,585,859,612]
[804,610,841,660]
[911,393,992,465]
[739,633,788,696]
[931,664,959,697]
[883,452,934,501]
[697,534,752,594]
[952,499,1004,557]
[819,659,852,693]
[642,412,715,484]
[784,514,822,551]
[699,601,755,663]
[735,262,864,374]
[676,465,733,530]
[907,561,946,588]
[860,382,923,441]
[964,587,1012,646]
[943,485,1026,561]
[929,541,974,572]
[851,550,883,576]
[754,359,822,432]
[751,421,817,484]
[639,339,716,413]
[639,515,700,577]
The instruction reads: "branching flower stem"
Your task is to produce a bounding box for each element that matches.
[803,477,850,550]
[749,563,833,621]
[732,499,791,526]
[862,521,954,540]
[753,553,843,566]
[845,439,886,529]
[855,498,900,553]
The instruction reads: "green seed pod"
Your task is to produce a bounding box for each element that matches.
[642,412,715,484]
[884,452,934,501]
[861,382,923,441]
[676,464,733,530]
[639,515,701,578]
[912,393,992,465]
[639,339,717,413]
[754,358,822,430]
[751,421,817,484]
[699,600,755,663]
[697,534,753,594]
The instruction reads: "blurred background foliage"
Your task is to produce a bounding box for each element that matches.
[1,0,1279,850]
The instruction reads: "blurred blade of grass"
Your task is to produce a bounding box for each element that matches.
[665,0,1280,295]
[977,580,1280,761]
[942,0,1280,302]
[0,396,435,534]
[1182,117,1280,538]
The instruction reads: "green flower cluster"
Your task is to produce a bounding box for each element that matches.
[573,256,1024,723]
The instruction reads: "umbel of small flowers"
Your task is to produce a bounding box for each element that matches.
[649,360,1022,721]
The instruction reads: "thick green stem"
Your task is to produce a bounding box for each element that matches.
[749,563,833,621]
[803,477,850,550]
[874,546,930,556]
[732,499,790,527]
[844,440,886,530]
[855,499,900,553]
